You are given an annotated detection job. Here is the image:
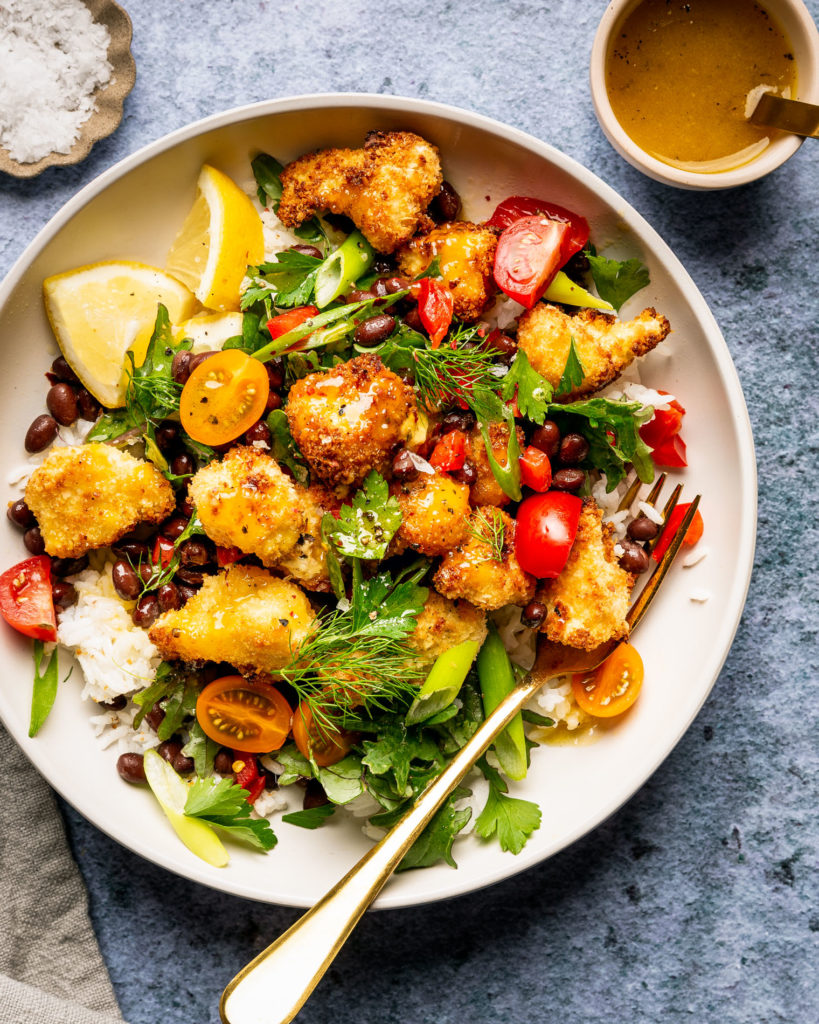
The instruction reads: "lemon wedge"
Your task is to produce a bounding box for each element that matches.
[175,311,244,353]
[43,260,197,408]
[166,164,263,312]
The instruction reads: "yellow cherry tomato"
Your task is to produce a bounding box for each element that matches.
[179,349,269,445]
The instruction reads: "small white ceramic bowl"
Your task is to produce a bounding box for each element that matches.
[590,0,819,189]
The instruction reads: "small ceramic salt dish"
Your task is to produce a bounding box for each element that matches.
[590,0,819,189]
[0,0,136,179]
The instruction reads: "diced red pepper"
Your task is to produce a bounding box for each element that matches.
[232,751,264,804]
[639,407,684,449]
[652,503,704,562]
[267,305,319,340]
[216,545,243,567]
[152,535,176,569]
[650,433,688,468]
[519,446,553,492]
[429,429,467,472]
[414,278,454,348]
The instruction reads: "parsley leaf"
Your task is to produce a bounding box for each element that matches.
[474,758,541,855]
[181,720,219,777]
[556,336,585,396]
[266,409,309,484]
[585,248,650,311]
[282,804,336,829]
[29,640,58,738]
[501,349,554,424]
[397,789,472,870]
[184,777,277,851]
[252,153,284,209]
[413,256,442,280]
[242,252,322,310]
[323,471,402,561]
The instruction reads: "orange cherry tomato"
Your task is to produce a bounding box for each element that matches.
[196,676,292,753]
[571,643,644,718]
[291,699,355,767]
[179,349,269,446]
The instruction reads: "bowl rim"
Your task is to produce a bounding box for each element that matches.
[589,0,819,190]
[0,93,758,908]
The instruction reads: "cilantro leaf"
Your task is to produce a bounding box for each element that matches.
[266,409,309,484]
[132,662,182,728]
[556,336,585,396]
[181,720,219,777]
[586,249,650,311]
[501,349,554,424]
[156,681,198,742]
[323,471,402,561]
[198,815,278,851]
[316,756,365,805]
[29,640,58,738]
[397,789,472,870]
[347,562,428,640]
[475,758,541,855]
[361,721,441,792]
[184,777,277,851]
[242,252,322,310]
[282,804,336,829]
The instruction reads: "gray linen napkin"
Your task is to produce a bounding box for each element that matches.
[0,722,126,1024]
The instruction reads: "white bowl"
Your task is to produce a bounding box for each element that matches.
[0,95,756,908]
[590,0,819,189]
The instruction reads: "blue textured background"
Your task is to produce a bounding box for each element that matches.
[2,2,818,1021]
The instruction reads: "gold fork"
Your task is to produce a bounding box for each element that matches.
[220,484,701,1024]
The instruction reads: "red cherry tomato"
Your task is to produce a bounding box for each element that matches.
[231,751,266,803]
[487,196,590,264]
[216,545,243,567]
[0,556,57,641]
[415,278,454,348]
[292,700,355,767]
[515,492,582,578]
[267,305,319,340]
[518,446,553,492]
[493,216,571,309]
[429,429,467,472]
[652,503,704,562]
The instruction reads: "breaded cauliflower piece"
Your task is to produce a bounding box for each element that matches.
[397,221,498,321]
[517,304,671,399]
[407,590,487,669]
[149,565,315,675]
[277,130,442,253]
[286,354,418,488]
[433,508,536,610]
[277,483,339,592]
[395,470,470,556]
[536,499,634,651]
[465,422,525,508]
[24,444,174,558]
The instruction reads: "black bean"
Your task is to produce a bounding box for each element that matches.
[552,468,586,492]
[441,409,476,434]
[173,752,195,775]
[138,562,155,585]
[157,739,182,764]
[100,695,127,711]
[265,392,283,413]
[558,433,590,466]
[265,359,285,391]
[175,566,205,587]
[25,414,58,453]
[345,289,376,305]
[176,583,198,605]
[563,250,590,280]
[376,276,410,295]
[161,516,189,541]
[354,313,396,347]
[244,420,272,447]
[50,355,79,383]
[7,499,34,529]
[618,540,651,575]
[289,243,323,260]
[187,351,218,375]
[75,388,101,422]
[391,449,419,482]
[521,600,547,629]
[178,493,195,518]
[170,452,195,477]
[179,539,211,566]
[303,778,330,810]
[51,580,77,608]
[482,330,518,360]
[403,307,424,332]
[23,526,45,555]
[155,420,180,454]
[452,459,478,486]
[51,555,87,577]
[116,752,146,784]
[46,383,79,426]
[113,539,150,563]
[157,582,180,612]
[171,350,192,385]
[323,212,355,233]
[214,748,234,775]
[263,768,279,790]
[145,703,165,732]
[529,420,561,458]
[132,592,160,628]
[431,180,461,222]
[627,516,659,542]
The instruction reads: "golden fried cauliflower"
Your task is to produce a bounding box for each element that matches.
[407,590,487,669]
[286,354,418,488]
[397,221,498,321]
[277,130,442,253]
[277,483,339,592]
[24,444,174,558]
[394,470,470,556]
[536,499,634,651]
[433,508,536,610]
[149,565,315,675]
[465,422,525,508]
[517,304,671,399]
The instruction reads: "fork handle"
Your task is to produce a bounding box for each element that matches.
[220,672,543,1024]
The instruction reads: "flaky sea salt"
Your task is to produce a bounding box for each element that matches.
[0,0,112,163]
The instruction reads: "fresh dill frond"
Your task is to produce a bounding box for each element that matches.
[125,363,183,423]
[467,507,506,563]
[130,511,206,598]
[409,324,505,422]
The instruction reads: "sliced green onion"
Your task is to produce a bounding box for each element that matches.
[544,271,614,311]
[29,640,58,738]
[405,639,480,726]
[476,624,527,780]
[313,230,375,308]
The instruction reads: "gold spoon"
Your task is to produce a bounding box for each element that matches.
[749,93,819,138]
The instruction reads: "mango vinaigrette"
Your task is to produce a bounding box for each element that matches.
[606,0,798,171]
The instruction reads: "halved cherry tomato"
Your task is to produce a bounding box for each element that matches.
[292,699,355,767]
[179,349,270,446]
[639,393,687,466]
[515,491,582,578]
[216,545,243,567]
[152,535,175,569]
[518,445,553,492]
[650,433,688,468]
[572,643,644,718]
[0,556,57,641]
[652,503,704,562]
[487,196,590,264]
[231,751,265,803]
[196,676,292,753]
[429,429,467,472]
[493,216,571,308]
[414,277,454,348]
[267,305,319,340]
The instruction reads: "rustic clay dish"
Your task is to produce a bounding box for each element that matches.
[0,0,136,179]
